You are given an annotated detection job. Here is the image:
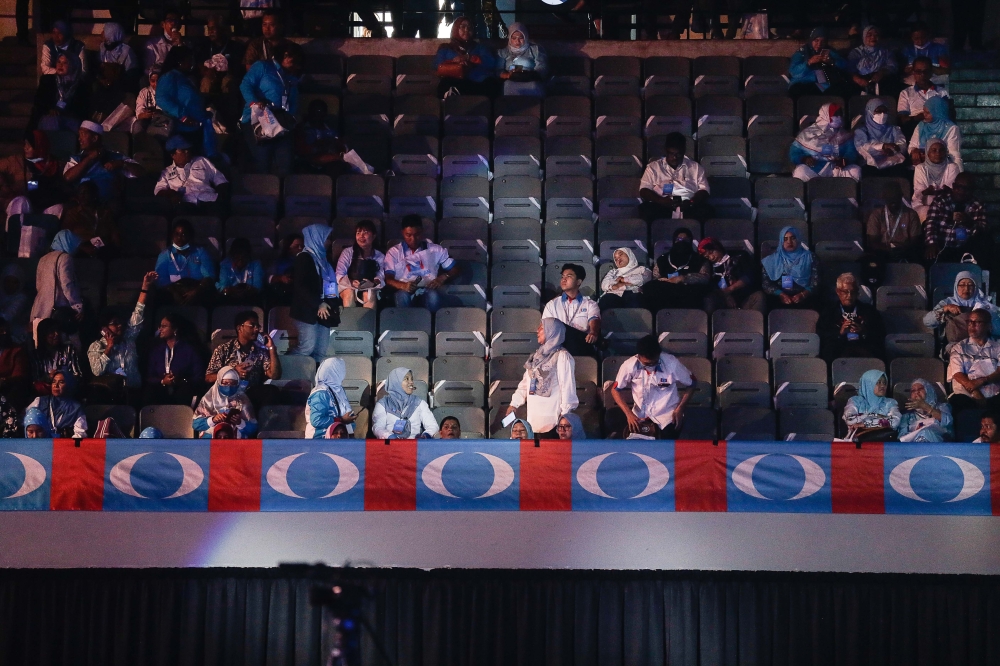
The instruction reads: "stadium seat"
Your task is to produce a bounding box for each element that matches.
[831,357,885,395]
[772,357,829,409]
[440,176,490,221]
[890,357,945,390]
[431,381,485,408]
[140,405,194,439]
[394,95,441,137]
[712,309,765,358]
[327,329,375,357]
[883,310,935,359]
[545,218,594,243]
[395,55,439,96]
[336,175,385,218]
[376,356,429,383]
[643,56,691,97]
[494,176,543,220]
[768,309,820,358]
[432,407,486,437]
[743,56,791,97]
[433,357,486,385]
[795,95,845,129]
[445,135,491,160]
[346,54,393,95]
[258,405,307,433]
[388,175,438,219]
[119,215,168,258]
[645,96,693,137]
[748,135,794,175]
[779,408,835,441]
[493,217,541,243]
[284,174,333,219]
[492,262,542,288]
[746,95,795,138]
[692,56,740,97]
[86,405,137,437]
[716,357,771,409]
[696,96,744,137]
[380,307,432,336]
[721,407,776,440]
[656,309,709,358]
[704,219,754,255]
[679,406,719,439]
[546,154,592,178]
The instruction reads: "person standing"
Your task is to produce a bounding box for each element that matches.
[505,318,579,438]
[290,224,339,363]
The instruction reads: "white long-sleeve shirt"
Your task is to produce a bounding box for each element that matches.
[41,42,88,76]
[335,246,386,293]
[911,161,960,221]
[639,156,710,200]
[154,157,228,204]
[509,350,579,434]
[372,399,439,439]
[909,123,963,171]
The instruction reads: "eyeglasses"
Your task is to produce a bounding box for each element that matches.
[555,424,573,430]
[241,322,260,329]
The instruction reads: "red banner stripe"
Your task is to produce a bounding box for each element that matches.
[50,439,106,511]
[208,439,263,512]
[364,439,417,511]
[674,440,727,512]
[520,439,572,511]
[831,442,884,514]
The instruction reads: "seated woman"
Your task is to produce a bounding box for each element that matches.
[642,228,711,312]
[99,23,140,92]
[26,370,87,438]
[508,417,533,440]
[909,97,962,170]
[144,312,204,407]
[372,367,438,439]
[922,271,1000,347]
[0,130,66,220]
[266,232,303,306]
[154,219,217,306]
[193,366,258,438]
[23,407,51,438]
[698,237,765,314]
[41,21,88,77]
[156,46,218,157]
[335,219,385,310]
[791,103,861,181]
[842,369,901,441]
[434,16,498,97]
[761,226,818,309]
[133,66,167,136]
[854,98,908,178]
[598,247,650,310]
[31,318,83,394]
[556,413,585,440]
[848,26,901,96]
[496,22,548,96]
[787,28,855,100]
[505,319,579,438]
[898,378,953,442]
[29,53,90,133]
[306,358,357,438]
[60,181,121,259]
[294,99,351,179]
[912,139,960,221]
[216,238,264,304]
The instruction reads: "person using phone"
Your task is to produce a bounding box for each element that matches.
[383,215,459,314]
[787,27,855,99]
[434,16,498,98]
[335,219,384,310]
[496,22,547,96]
[206,311,281,410]
[306,358,358,439]
[87,271,156,398]
[817,273,884,362]
[194,366,258,438]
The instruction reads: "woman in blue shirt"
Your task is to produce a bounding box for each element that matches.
[240,42,301,177]
[305,358,357,438]
[434,16,498,98]
[788,28,856,100]
[217,237,264,304]
[155,218,217,305]
[156,46,217,157]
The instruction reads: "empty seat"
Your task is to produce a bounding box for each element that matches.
[85,405,137,437]
[656,309,709,358]
[433,356,486,383]
[645,96,693,138]
[395,55,439,96]
[388,175,438,219]
[443,95,491,136]
[491,262,542,288]
[336,175,385,218]
[378,331,430,357]
[746,95,795,137]
[380,307,432,336]
[768,309,820,358]
[284,174,333,219]
[346,55,393,95]
[493,217,541,243]
[491,307,541,334]
[773,357,828,409]
[712,309,764,358]
[545,239,596,265]
[696,96,744,137]
[440,176,490,221]
[394,95,441,137]
[494,176,543,220]
[812,219,864,262]
[492,285,541,310]
[445,135,491,160]
[721,407,776,441]
[748,135,794,175]
[431,382,485,408]
[119,215,168,257]
[643,56,691,97]
[435,328,489,356]
[343,93,392,136]
[140,405,194,439]
[594,56,642,96]
[779,408,835,441]
[883,309,935,359]
[890,357,945,389]
[831,357,885,394]
[743,56,791,97]
[716,357,771,409]
[350,134,391,173]
[546,154,593,178]
[596,176,641,219]
[545,218,594,243]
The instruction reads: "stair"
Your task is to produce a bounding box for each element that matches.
[0,40,36,152]
[950,52,1000,219]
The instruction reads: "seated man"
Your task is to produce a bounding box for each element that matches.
[817,272,885,362]
[947,310,1000,412]
[63,121,143,205]
[542,263,601,357]
[974,411,1000,443]
[216,237,264,304]
[154,219,217,305]
[611,334,694,439]
[86,271,155,402]
[294,99,351,178]
[864,181,923,262]
[154,135,228,215]
[243,10,292,69]
[439,416,461,439]
[384,215,460,313]
[902,23,950,86]
[897,56,949,139]
[144,10,190,75]
[205,310,282,408]
[639,132,711,222]
[924,173,990,267]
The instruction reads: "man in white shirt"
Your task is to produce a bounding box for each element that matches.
[154,135,228,215]
[948,309,1000,413]
[639,132,712,222]
[974,412,1000,443]
[144,11,189,76]
[384,215,460,313]
[542,263,601,356]
[897,56,949,139]
[63,121,143,204]
[612,335,694,439]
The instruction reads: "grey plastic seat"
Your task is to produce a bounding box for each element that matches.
[376,356,429,383]
[441,156,488,179]
[491,261,542,288]
[716,357,770,409]
[431,381,485,408]
[594,56,641,96]
[876,286,928,311]
[379,307,431,337]
[491,332,538,356]
[387,175,436,219]
[140,405,194,439]
[435,330,489,357]
[395,55,439,95]
[442,95,490,137]
[679,407,718,439]
[709,177,752,201]
[597,155,643,179]
[491,308,541,334]
[597,218,647,246]
[655,309,709,358]
[493,135,541,162]
[545,154,593,178]
[831,357,885,394]
[545,218,593,243]
[644,96,693,137]
[544,95,591,137]
[779,408,835,441]
[883,309,935,359]
[596,135,644,161]
[748,135,794,175]
[545,239,596,265]
[643,56,691,98]
[494,114,540,137]
[545,136,592,161]
[434,307,487,336]
[492,217,541,243]
[437,217,488,243]
[433,356,486,383]
[602,308,652,335]
[231,174,280,217]
[695,96,744,137]
[327,330,375,357]
[342,356,373,384]
[443,135,491,159]
[773,357,828,409]
[440,176,490,221]
[119,215,169,257]
[492,240,541,264]
[712,309,764,358]
[807,178,858,202]
[378,330,430,357]
[336,175,385,218]
[812,219,864,262]
[349,134,391,173]
[704,219,755,255]
[596,175,641,219]
[746,95,795,137]
[346,55,393,90]
[768,309,820,358]
[492,285,541,310]
[284,174,333,219]
[721,407,776,441]
[890,357,945,388]
[754,175,803,204]
[494,155,543,179]
[743,56,792,97]
[493,176,543,220]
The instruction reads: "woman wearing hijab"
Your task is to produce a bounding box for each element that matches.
[29,52,90,132]
[157,46,218,158]
[854,98,908,177]
[923,271,1000,346]
[496,22,548,96]
[99,22,139,90]
[508,418,533,440]
[599,247,651,310]
[306,358,358,439]
[139,426,163,439]
[23,407,51,438]
[434,16,498,98]
[25,370,87,438]
[335,219,385,310]
[1,130,66,219]
[31,318,82,393]
[909,96,962,170]
[290,223,339,363]
[912,138,960,221]
[267,232,303,306]
[790,103,861,181]
[372,367,438,439]
[787,28,855,99]
[898,378,953,442]
[842,369,901,440]
[30,230,84,339]
[193,366,258,438]
[506,318,579,438]
[761,226,818,309]
[642,228,711,312]
[848,26,900,96]
[556,413,585,440]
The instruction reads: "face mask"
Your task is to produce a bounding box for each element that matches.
[872,112,887,125]
[828,116,843,130]
[218,383,238,397]
[173,243,190,252]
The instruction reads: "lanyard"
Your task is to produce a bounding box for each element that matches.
[169,248,186,273]
[885,207,903,243]
[164,345,174,374]
[49,400,56,432]
[564,297,583,324]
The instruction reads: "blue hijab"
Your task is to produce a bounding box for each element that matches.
[51,230,81,255]
[381,367,421,437]
[918,97,955,145]
[22,407,52,436]
[863,97,897,144]
[301,224,337,291]
[761,226,812,287]
[855,370,893,415]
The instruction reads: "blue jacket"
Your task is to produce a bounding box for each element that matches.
[216,259,264,292]
[240,60,299,124]
[156,69,210,124]
[788,48,850,91]
[434,43,497,83]
[155,246,216,285]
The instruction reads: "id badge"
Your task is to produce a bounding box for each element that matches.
[281,95,289,111]
[657,377,671,388]
[847,332,860,341]
[169,274,181,283]
[717,277,727,289]
[114,367,127,377]
[323,281,338,298]
[56,100,67,109]
[661,182,674,196]
[239,379,249,393]
[392,418,407,435]
[955,226,968,243]
[528,378,537,395]
[667,272,680,279]
[781,275,793,291]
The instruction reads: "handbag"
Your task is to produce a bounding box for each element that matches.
[437,61,467,79]
[317,298,341,328]
[851,426,898,442]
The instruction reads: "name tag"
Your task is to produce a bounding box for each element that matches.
[661,182,674,196]
[667,272,679,279]
[392,418,408,435]
[781,275,794,291]
[656,378,671,388]
[847,332,860,341]
[169,274,181,283]
[528,378,537,395]
[56,100,67,109]
[955,227,968,243]
[114,367,127,376]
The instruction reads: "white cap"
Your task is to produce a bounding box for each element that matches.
[79,120,104,135]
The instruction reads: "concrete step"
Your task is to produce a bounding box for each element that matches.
[950,94,1000,108]
[2,102,32,116]
[950,68,1000,81]
[0,89,34,103]
[952,120,1000,134]
[948,81,1000,94]
[956,107,1000,120]
[961,161,1000,174]
[961,135,1000,148]
[960,148,1000,162]
[0,143,19,158]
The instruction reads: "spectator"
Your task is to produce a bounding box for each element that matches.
[598,247,650,310]
[818,272,884,361]
[305,358,357,438]
[543,263,601,357]
[611,334,694,439]
[157,47,218,157]
[496,22,548,96]
[206,310,281,408]
[854,98,907,177]
[923,271,1000,347]
[30,318,83,393]
[638,133,711,222]
[30,230,84,337]
[556,413,584,440]
[947,309,1000,412]
[155,219,217,305]
[194,366,258,438]
[372,367,438,439]
[336,219,385,310]
[99,23,140,90]
[643,228,711,312]
[217,238,264,304]
[41,20,88,77]
[144,10,189,75]
[132,67,168,137]
[86,272,154,399]
[974,412,1000,443]
[439,416,461,439]
[0,265,30,345]
[243,10,292,70]
[29,53,90,132]
[923,173,988,265]
[144,312,204,407]
[864,181,922,261]
[266,232,303,305]
[505,318,579,438]
[434,16,498,97]
[848,26,900,96]
[787,28,855,99]
[240,42,301,176]
[0,317,31,412]
[508,418,533,440]
[761,226,818,309]
[384,215,459,314]
[1,130,66,219]
[898,56,949,139]
[843,370,901,440]
[909,97,961,169]
[154,135,229,215]
[902,23,950,86]
[139,426,163,438]
[198,15,244,95]
[26,370,87,438]
[698,237,765,314]
[911,139,959,222]
[898,378,953,442]
[60,181,121,259]
[23,407,51,438]
[290,224,338,362]
[790,103,861,182]
[63,121,143,204]
[294,99,351,179]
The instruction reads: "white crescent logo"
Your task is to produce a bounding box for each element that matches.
[3,452,46,499]
[731,454,826,501]
[421,452,515,499]
[265,452,360,499]
[109,452,204,499]
[889,455,985,503]
[576,452,670,499]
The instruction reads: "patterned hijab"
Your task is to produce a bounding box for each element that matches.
[381,367,421,437]
[852,26,892,75]
[795,103,854,153]
[946,271,990,310]
[524,318,566,399]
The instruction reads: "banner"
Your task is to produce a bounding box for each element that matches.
[0,439,997,515]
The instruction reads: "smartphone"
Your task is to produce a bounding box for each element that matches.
[820,49,830,58]
[26,180,38,192]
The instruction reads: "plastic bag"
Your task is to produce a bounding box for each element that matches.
[251,105,293,142]
[739,13,769,39]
